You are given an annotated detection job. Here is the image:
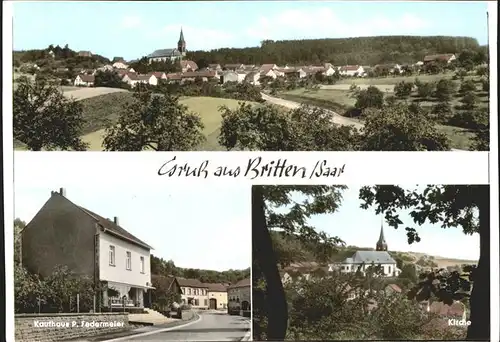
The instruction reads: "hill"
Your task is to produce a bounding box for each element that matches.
[151,255,250,285]
[271,231,477,273]
[187,35,484,66]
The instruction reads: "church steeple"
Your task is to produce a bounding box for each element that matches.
[376,217,388,251]
[178,27,186,55]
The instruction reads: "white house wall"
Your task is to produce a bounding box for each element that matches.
[99,232,151,289]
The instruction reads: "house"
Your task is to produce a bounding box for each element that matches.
[177,278,209,309]
[374,64,402,74]
[259,64,278,71]
[78,51,92,57]
[339,65,365,77]
[20,188,154,310]
[97,65,114,72]
[148,71,168,80]
[227,278,251,314]
[224,64,245,71]
[328,223,401,277]
[384,283,402,294]
[166,73,183,83]
[244,71,261,85]
[149,275,182,310]
[122,73,158,87]
[48,50,55,58]
[180,60,199,72]
[282,67,307,79]
[128,68,136,73]
[148,28,186,63]
[260,68,277,79]
[220,71,239,84]
[181,70,219,83]
[74,74,95,87]
[208,64,222,71]
[236,71,248,83]
[423,54,456,64]
[206,283,228,310]
[112,61,129,69]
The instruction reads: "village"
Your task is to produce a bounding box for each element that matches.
[35,29,458,88]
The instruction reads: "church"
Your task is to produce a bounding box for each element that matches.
[147,28,187,64]
[329,222,401,277]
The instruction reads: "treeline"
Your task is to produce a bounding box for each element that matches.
[187,36,484,66]
[151,255,250,284]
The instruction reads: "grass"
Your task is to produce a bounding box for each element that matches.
[334,71,474,85]
[280,74,488,150]
[20,92,254,151]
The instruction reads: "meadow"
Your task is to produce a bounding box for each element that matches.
[15,90,254,151]
[279,73,487,150]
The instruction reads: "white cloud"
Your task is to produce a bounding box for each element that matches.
[121,15,142,29]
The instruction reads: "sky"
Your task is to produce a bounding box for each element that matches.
[14,181,251,272]
[284,186,480,261]
[12,1,490,61]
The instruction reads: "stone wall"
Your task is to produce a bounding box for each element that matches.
[15,312,129,342]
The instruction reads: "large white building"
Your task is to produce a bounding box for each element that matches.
[21,188,154,310]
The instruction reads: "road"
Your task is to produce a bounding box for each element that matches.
[261,92,464,151]
[125,311,250,341]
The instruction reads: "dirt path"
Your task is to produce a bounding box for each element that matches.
[261,93,364,129]
[63,87,129,101]
[260,92,464,151]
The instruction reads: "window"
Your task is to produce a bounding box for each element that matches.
[195,299,199,306]
[182,288,185,294]
[140,256,145,273]
[388,266,392,274]
[109,246,115,266]
[126,251,131,270]
[187,288,191,295]
[204,299,208,306]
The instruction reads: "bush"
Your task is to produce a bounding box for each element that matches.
[394,81,413,98]
[434,79,456,102]
[354,86,384,110]
[416,82,434,99]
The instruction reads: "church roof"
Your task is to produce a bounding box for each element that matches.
[179,28,185,43]
[342,251,396,264]
[377,223,387,245]
[148,49,182,58]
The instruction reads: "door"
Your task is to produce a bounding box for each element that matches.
[209,298,217,310]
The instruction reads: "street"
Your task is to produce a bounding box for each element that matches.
[125,311,250,341]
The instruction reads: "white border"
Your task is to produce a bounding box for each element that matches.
[487,2,499,341]
[3,2,499,342]
[3,2,14,342]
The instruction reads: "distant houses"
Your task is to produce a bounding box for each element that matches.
[74,74,94,87]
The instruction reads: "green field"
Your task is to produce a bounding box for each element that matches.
[16,93,254,151]
[281,75,488,150]
[334,71,472,86]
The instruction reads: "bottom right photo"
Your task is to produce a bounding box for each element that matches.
[251,185,490,341]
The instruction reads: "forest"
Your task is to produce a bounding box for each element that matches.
[187,36,485,67]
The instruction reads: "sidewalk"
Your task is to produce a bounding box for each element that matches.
[64,310,198,342]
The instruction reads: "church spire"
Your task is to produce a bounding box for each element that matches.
[376,216,388,251]
[178,27,186,55]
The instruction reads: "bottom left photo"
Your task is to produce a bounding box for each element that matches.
[12,172,251,342]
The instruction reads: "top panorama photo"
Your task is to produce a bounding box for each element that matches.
[12,1,491,152]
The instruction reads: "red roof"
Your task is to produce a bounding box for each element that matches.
[180,60,199,70]
[227,278,250,289]
[340,65,361,71]
[423,54,455,62]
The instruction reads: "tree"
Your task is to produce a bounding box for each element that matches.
[358,185,490,340]
[399,264,418,283]
[354,86,384,110]
[481,78,489,92]
[252,185,347,340]
[13,77,88,151]
[415,81,434,100]
[460,93,478,110]
[394,81,413,99]
[431,102,453,120]
[151,275,182,312]
[94,70,124,88]
[434,79,456,102]
[459,79,477,94]
[14,219,26,266]
[102,85,205,151]
[361,103,450,151]
[469,108,489,151]
[218,103,361,151]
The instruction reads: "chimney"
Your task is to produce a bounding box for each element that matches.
[59,188,66,196]
[114,217,119,225]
